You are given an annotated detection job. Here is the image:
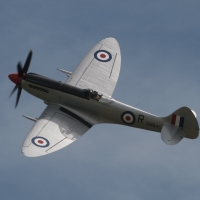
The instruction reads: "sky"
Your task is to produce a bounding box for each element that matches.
[1,0,200,199]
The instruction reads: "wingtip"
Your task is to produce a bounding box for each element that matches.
[98,37,120,53]
[22,146,47,157]
[103,37,118,42]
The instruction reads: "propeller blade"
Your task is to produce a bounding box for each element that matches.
[23,50,32,74]
[17,62,23,77]
[9,50,32,108]
[9,85,18,98]
[15,87,22,108]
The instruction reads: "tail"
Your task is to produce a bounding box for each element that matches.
[161,107,199,145]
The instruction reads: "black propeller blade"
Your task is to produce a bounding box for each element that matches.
[15,87,22,108]
[17,62,23,77]
[23,50,32,74]
[9,84,22,108]
[9,84,18,98]
[9,50,32,108]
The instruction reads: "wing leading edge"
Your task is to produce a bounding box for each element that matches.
[66,37,121,97]
[22,105,92,157]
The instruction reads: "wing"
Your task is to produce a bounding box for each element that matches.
[66,37,121,97]
[22,105,92,157]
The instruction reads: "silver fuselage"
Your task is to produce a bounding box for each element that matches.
[22,73,164,133]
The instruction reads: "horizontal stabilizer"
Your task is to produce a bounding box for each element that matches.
[161,124,184,145]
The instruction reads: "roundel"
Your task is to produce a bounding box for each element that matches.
[31,137,50,148]
[94,50,112,62]
[121,111,135,124]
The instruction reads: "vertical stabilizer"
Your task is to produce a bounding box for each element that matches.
[161,107,199,145]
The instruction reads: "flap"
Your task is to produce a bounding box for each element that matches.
[22,105,91,157]
[66,37,121,97]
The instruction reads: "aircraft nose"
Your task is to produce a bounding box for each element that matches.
[8,73,22,85]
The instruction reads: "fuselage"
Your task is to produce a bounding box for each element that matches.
[22,73,164,133]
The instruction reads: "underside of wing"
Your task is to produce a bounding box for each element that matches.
[22,104,92,157]
[66,37,121,97]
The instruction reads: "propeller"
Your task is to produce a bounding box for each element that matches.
[8,50,32,108]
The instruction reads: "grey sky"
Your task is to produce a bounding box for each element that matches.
[1,0,200,199]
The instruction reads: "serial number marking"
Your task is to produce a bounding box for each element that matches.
[137,115,162,129]
[146,122,162,129]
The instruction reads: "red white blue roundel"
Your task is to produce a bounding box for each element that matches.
[94,50,112,62]
[32,137,50,148]
[121,111,135,124]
